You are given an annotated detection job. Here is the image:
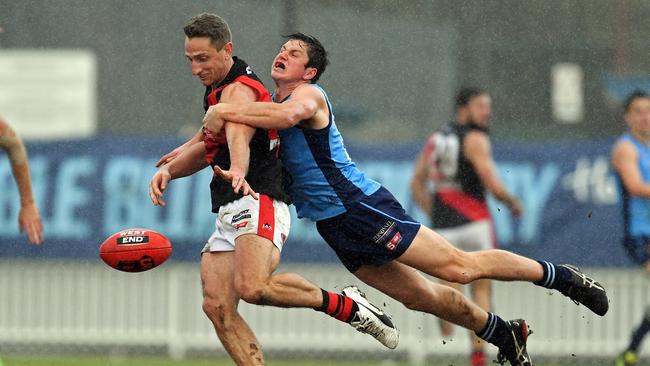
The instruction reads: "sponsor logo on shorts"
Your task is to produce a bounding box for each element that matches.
[233,221,249,230]
[262,222,272,230]
[232,209,251,224]
[386,232,402,251]
[373,220,396,244]
[116,236,149,245]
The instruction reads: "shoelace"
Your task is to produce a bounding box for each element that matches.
[495,325,530,366]
[564,267,604,305]
[569,268,601,289]
[496,348,530,366]
[354,315,386,339]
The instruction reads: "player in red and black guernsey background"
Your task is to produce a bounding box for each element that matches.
[149,14,396,365]
[411,87,524,366]
[412,88,523,230]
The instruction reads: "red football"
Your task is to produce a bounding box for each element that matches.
[99,228,172,272]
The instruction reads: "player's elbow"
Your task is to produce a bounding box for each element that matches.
[281,103,311,128]
[282,109,303,128]
[627,184,649,198]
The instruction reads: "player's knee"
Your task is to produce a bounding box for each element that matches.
[234,280,269,305]
[402,296,426,312]
[440,266,475,284]
[400,284,433,311]
[439,251,479,284]
[202,297,237,331]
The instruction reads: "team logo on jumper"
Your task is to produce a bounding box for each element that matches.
[372,220,396,244]
[269,137,280,151]
[386,232,402,251]
[232,209,251,224]
[262,222,272,230]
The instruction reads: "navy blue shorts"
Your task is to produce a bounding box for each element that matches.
[316,186,421,272]
[624,236,650,265]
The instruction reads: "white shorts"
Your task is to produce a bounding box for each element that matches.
[436,220,495,252]
[202,194,290,253]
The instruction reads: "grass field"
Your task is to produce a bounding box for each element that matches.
[0,355,640,366]
[1,357,408,366]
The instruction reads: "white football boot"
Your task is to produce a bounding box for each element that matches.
[341,285,399,349]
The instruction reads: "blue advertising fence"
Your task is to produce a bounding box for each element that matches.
[0,137,631,266]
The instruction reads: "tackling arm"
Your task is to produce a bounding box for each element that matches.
[203,83,322,134]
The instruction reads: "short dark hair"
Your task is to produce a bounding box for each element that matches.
[623,90,650,113]
[284,33,329,83]
[184,13,231,50]
[455,87,485,110]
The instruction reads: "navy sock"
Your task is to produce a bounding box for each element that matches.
[476,312,509,349]
[628,315,650,352]
[533,261,572,292]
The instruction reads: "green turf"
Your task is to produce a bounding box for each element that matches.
[3,356,649,366]
[0,357,408,366]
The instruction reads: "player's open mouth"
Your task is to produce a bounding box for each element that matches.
[274,61,286,70]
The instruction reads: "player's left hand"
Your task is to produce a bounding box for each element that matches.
[19,201,43,245]
[202,105,226,136]
[149,167,172,206]
[213,165,259,200]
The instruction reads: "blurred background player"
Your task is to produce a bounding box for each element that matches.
[204,33,610,366]
[150,14,398,365]
[0,116,43,245]
[411,87,523,366]
[0,116,42,366]
[612,90,650,366]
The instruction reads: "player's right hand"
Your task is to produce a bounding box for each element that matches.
[214,165,259,200]
[155,146,184,168]
[149,168,171,206]
[18,201,43,245]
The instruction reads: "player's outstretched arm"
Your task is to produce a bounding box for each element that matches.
[155,126,204,167]
[203,84,322,134]
[149,141,208,206]
[464,131,523,216]
[0,118,43,244]
[612,140,650,198]
[410,147,433,216]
